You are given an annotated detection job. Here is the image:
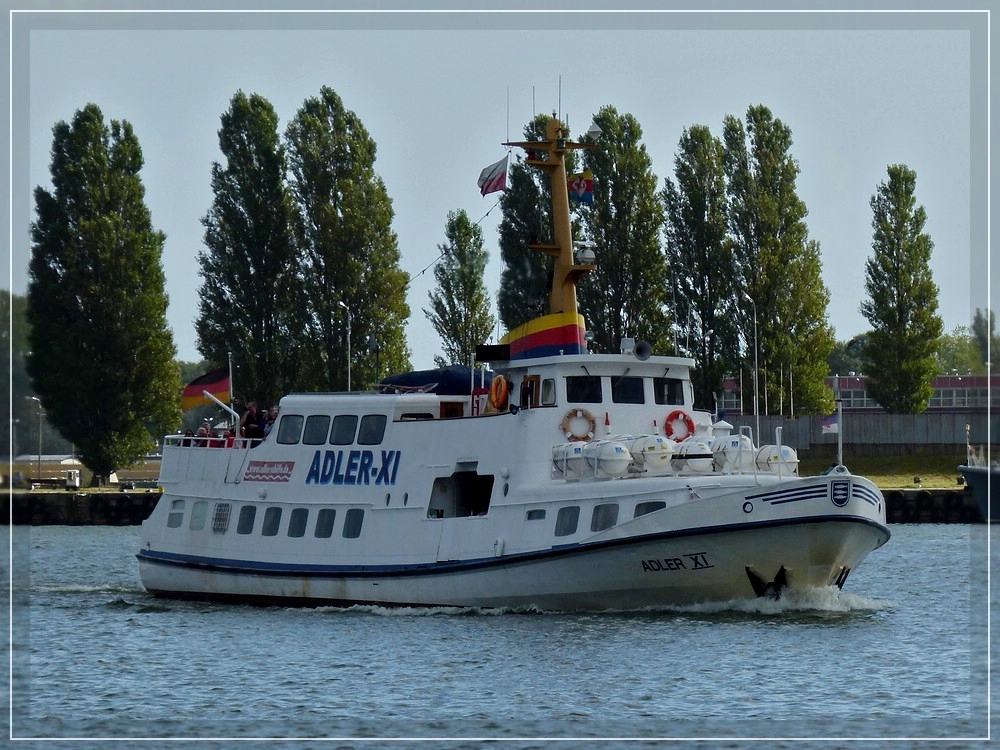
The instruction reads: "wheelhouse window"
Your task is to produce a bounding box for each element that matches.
[611,376,644,404]
[540,379,556,406]
[555,506,580,536]
[330,415,358,445]
[276,415,304,445]
[591,503,619,532]
[303,415,331,445]
[565,376,602,403]
[358,415,387,445]
[653,377,685,406]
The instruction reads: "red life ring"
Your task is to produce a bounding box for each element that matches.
[665,410,695,441]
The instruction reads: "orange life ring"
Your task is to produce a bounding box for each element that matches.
[489,375,509,410]
[561,408,596,442]
[665,409,695,441]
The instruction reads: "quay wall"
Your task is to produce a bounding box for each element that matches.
[1,487,985,526]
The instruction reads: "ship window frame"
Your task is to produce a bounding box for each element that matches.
[189,501,208,531]
[526,508,546,521]
[262,506,282,537]
[167,498,185,528]
[330,414,358,445]
[358,414,387,445]
[591,503,620,532]
[314,508,336,538]
[653,377,685,406]
[554,506,580,536]
[540,378,556,406]
[343,508,365,538]
[611,376,645,404]
[303,415,331,445]
[565,376,602,404]
[276,414,304,445]
[237,505,257,534]
[634,500,667,518]
[287,507,309,537]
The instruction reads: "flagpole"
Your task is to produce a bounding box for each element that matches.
[228,351,234,421]
[836,397,843,466]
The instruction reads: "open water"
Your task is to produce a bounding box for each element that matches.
[6,523,993,749]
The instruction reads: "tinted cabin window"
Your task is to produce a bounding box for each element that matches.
[565,376,602,403]
[237,505,257,534]
[303,415,331,445]
[635,500,666,518]
[654,378,685,406]
[167,499,185,528]
[330,415,358,445]
[611,376,644,404]
[287,507,309,537]
[262,507,282,536]
[555,506,580,536]
[276,415,304,444]
[591,503,619,531]
[358,415,387,445]
[314,508,336,538]
[343,508,364,538]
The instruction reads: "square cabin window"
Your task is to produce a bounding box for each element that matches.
[565,376,602,403]
[358,415,387,445]
[555,506,580,537]
[276,414,304,445]
[330,414,358,445]
[591,503,619,532]
[303,415,331,445]
[654,377,685,406]
[314,508,336,538]
[262,506,282,537]
[343,508,365,538]
[611,376,644,404]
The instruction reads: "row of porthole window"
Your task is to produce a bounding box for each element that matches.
[167,499,365,539]
[527,499,667,536]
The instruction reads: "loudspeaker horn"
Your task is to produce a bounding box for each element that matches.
[634,340,652,361]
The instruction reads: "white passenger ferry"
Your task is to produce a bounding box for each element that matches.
[137,119,890,610]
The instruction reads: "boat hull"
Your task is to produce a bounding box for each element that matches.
[959,463,997,522]
[137,514,888,611]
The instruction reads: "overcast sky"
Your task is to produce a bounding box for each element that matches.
[8,7,990,373]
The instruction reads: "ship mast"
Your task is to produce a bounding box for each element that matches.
[505,116,596,316]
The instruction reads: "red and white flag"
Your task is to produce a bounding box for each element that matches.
[477,155,508,196]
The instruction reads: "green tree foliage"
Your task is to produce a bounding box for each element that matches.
[971,308,999,370]
[860,164,944,413]
[827,334,871,376]
[197,91,301,408]
[285,86,410,389]
[577,106,670,354]
[723,105,835,416]
[28,104,179,480]
[934,325,982,375]
[663,124,736,409]
[424,210,496,368]
[497,114,579,332]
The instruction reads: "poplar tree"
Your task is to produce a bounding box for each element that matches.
[861,164,943,412]
[197,91,300,408]
[285,86,411,390]
[577,105,670,354]
[28,104,178,481]
[424,209,496,368]
[723,105,834,416]
[663,124,736,409]
[970,308,998,371]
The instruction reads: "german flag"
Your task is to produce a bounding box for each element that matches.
[182,367,230,410]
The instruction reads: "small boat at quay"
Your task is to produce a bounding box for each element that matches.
[959,424,996,523]
[137,119,890,610]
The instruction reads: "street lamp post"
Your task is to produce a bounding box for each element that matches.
[337,301,351,392]
[743,294,760,442]
[29,396,41,483]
